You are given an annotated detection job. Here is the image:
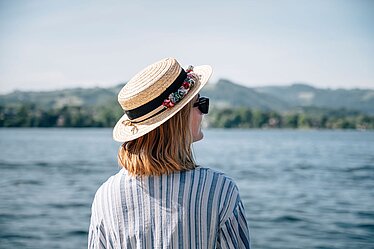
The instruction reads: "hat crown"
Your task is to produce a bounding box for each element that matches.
[118,58,182,110]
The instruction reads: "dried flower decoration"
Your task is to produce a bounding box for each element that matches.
[162,66,198,108]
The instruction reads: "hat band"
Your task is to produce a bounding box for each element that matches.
[125,69,187,120]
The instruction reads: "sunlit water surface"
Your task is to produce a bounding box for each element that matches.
[0,128,373,249]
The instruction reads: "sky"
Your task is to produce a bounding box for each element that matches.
[0,0,373,93]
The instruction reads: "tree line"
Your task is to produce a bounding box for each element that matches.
[208,107,373,130]
[0,104,123,128]
[0,104,373,130]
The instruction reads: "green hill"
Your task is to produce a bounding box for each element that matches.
[2,80,372,114]
[200,79,291,112]
[254,83,374,115]
[0,84,123,109]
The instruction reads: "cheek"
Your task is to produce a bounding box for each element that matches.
[190,108,203,141]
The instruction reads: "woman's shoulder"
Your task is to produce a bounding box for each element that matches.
[194,166,238,186]
[92,168,124,200]
[195,166,234,178]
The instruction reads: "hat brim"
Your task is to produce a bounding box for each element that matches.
[113,65,213,142]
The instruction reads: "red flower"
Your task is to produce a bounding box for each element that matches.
[163,99,170,107]
[163,99,175,108]
[182,82,190,89]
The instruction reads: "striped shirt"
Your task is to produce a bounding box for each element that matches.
[88,166,251,249]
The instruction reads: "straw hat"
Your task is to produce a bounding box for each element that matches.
[113,57,213,142]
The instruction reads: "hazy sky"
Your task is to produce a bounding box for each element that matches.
[0,0,373,93]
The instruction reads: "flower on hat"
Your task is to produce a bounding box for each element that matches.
[178,87,188,97]
[162,66,197,108]
[186,65,194,73]
[182,82,190,89]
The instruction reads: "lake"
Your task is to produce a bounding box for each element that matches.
[0,128,373,249]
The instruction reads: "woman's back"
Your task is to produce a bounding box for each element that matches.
[89,167,250,249]
[89,58,251,248]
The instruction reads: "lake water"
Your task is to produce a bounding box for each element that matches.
[0,128,373,249]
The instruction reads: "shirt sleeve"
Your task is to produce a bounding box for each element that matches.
[88,190,115,249]
[88,197,107,249]
[217,199,251,249]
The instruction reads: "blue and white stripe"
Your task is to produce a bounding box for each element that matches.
[88,167,250,248]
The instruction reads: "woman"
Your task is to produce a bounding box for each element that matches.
[88,58,250,248]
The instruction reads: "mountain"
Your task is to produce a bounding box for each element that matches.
[0,84,123,109]
[200,79,291,112]
[1,80,373,115]
[254,83,374,114]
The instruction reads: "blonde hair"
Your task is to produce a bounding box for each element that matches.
[118,100,196,176]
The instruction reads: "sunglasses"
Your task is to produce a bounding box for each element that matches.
[193,95,209,114]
